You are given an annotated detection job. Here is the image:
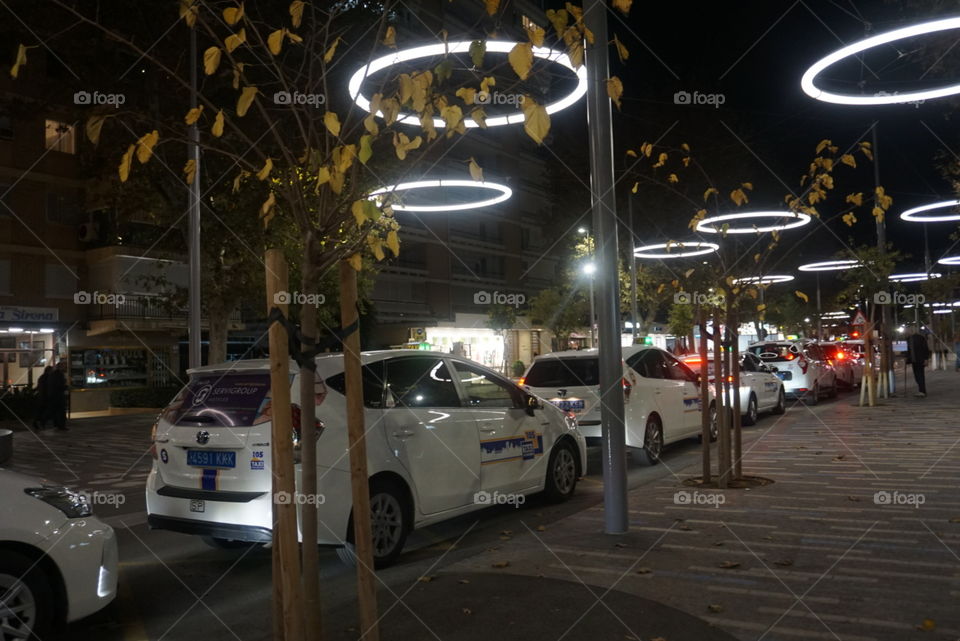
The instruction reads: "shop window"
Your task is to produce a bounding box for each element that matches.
[44,263,78,299]
[69,348,148,389]
[44,119,76,154]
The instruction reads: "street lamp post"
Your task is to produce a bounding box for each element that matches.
[584,262,597,348]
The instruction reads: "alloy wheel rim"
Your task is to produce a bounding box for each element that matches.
[370,493,403,557]
[749,399,757,422]
[0,575,35,641]
[554,448,576,493]
[647,421,662,457]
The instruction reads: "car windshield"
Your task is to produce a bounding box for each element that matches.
[748,344,798,362]
[524,357,599,387]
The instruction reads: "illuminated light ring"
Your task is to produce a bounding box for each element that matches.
[889,272,942,283]
[732,274,795,285]
[901,199,960,222]
[798,259,862,272]
[934,308,954,314]
[347,41,588,128]
[633,241,720,259]
[696,211,811,234]
[801,16,960,105]
[368,179,512,212]
[938,255,960,266]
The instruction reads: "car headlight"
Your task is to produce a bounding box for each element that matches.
[24,486,92,518]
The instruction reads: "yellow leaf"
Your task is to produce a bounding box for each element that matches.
[525,23,545,47]
[653,152,667,168]
[257,157,273,181]
[521,97,550,145]
[232,170,247,193]
[237,86,257,116]
[612,0,632,14]
[741,182,753,190]
[815,139,831,154]
[268,29,284,55]
[606,76,623,110]
[667,173,678,184]
[842,212,857,227]
[85,115,106,145]
[613,34,629,63]
[359,135,373,165]
[794,290,809,303]
[840,153,856,168]
[383,26,396,48]
[845,192,863,207]
[363,113,379,135]
[183,158,196,185]
[351,200,368,226]
[225,28,246,53]
[631,182,638,194]
[316,166,330,186]
[333,144,356,173]
[546,9,568,37]
[681,142,690,152]
[223,3,244,25]
[485,0,500,15]
[753,252,761,263]
[508,42,534,80]
[656,283,665,294]
[118,144,135,182]
[10,44,28,79]
[289,0,305,27]
[212,109,225,137]
[730,188,748,206]
[704,187,718,201]
[260,192,276,228]
[392,132,422,160]
[135,130,159,164]
[565,33,584,69]
[455,87,476,106]
[368,235,385,261]
[469,108,486,129]
[626,149,637,158]
[324,111,341,136]
[347,253,362,271]
[324,37,342,63]
[203,47,221,75]
[480,76,496,94]
[379,97,400,125]
[387,230,400,256]
[184,105,203,125]
[872,206,884,222]
[179,0,198,27]
[757,303,766,312]
[440,104,463,130]
[468,157,483,182]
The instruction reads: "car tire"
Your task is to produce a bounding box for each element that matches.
[338,479,410,569]
[0,551,55,641]
[543,440,578,502]
[772,387,786,415]
[201,537,265,550]
[743,394,758,426]
[637,415,663,466]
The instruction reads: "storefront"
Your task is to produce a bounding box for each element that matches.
[0,306,62,389]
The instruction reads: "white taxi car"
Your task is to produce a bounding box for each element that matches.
[680,352,785,425]
[0,469,118,640]
[747,340,837,404]
[146,351,586,567]
[521,346,715,465]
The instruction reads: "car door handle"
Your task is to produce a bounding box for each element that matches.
[392,429,416,438]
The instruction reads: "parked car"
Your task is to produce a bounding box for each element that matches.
[819,342,862,388]
[746,340,838,404]
[0,469,118,640]
[147,351,586,568]
[522,346,716,465]
[680,352,785,425]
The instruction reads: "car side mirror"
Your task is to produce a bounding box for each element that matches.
[526,394,541,416]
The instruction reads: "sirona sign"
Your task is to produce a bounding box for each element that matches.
[0,306,59,322]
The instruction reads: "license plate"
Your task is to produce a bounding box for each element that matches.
[186,450,236,468]
[190,499,205,513]
[550,399,585,412]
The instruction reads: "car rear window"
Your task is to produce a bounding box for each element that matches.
[524,357,599,387]
[748,344,797,362]
[163,373,273,427]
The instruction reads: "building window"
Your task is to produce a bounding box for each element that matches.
[44,119,76,154]
[0,260,10,295]
[44,263,78,299]
[46,191,80,225]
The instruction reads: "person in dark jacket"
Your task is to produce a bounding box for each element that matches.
[905,325,931,397]
[48,361,69,430]
[33,365,53,430]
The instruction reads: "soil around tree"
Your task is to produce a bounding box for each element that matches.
[682,475,774,489]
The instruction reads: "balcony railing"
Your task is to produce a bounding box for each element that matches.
[88,294,242,323]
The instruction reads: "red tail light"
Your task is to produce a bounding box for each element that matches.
[836,351,846,360]
[798,358,809,374]
[786,354,795,360]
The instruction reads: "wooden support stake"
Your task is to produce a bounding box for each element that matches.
[265,249,306,641]
[339,260,379,641]
[698,309,711,483]
[729,307,742,481]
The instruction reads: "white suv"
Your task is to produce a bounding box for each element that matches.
[747,341,837,404]
[146,351,586,567]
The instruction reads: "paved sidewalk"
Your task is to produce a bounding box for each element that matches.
[386,370,960,641]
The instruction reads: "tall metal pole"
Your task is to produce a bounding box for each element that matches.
[816,274,822,341]
[188,25,202,368]
[872,123,893,394]
[589,276,596,348]
[584,0,627,534]
[629,194,639,344]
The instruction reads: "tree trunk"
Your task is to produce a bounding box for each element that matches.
[714,311,729,489]
[698,309,711,483]
[207,304,229,365]
[729,305,742,480]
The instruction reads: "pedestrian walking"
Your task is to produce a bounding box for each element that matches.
[32,365,52,430]
[48,361,69,430]
[905,325,931,398]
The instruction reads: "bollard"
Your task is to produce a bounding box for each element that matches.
[0,429,12,465]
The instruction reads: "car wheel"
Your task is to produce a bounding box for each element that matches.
[772,387,786,414]
[806,383,820,405]
[543,440,578,502]
[743,394,758,426]
[338,479,410,569]
[708,403,718,442]
[638,415,663,466]
[0,552,54,641]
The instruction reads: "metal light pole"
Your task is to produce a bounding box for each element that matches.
[188,25,202,368]
[629,194,639,343]
[584,0,628,534]
[816,273,822,341]
[583,263,597,348]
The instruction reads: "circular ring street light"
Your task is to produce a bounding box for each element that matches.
[800,16,960,105]
[889,272,942,283]
[798,259,862,271]
[633,241,720,259]
[938,255,960,266]
[348,41,587,128]
[368,179,512,212]
[733,275,795,285]
[696,211,811,234]
[900,199,960,222]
